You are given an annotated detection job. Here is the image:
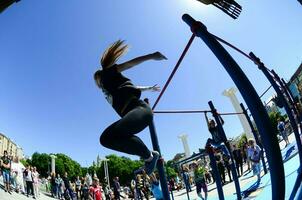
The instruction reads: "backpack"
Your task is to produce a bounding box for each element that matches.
[278,123,285,132]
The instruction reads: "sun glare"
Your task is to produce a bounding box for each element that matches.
[182,0,208,10]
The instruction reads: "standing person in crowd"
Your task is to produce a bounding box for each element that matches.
[149,173,163,200]
[86,173,92,187]
[89,178,102,200]
[248,139,262,182]
[82,182,90,200]
[232,145,243,176]
[209,168,215,184]
[175,175,181,191]
[1,150,12,193]
[168,178,175,192]
[204,167,212,184]
[183,167,192,192]
[113,176,121,200]
[142,171,151,200]
[244,142,251,172]
[277,119,290,146]
[192,162,208,200]
[136,174,144,199]
[24,166,35,198]
[63,172,73,199]
[11,156,25,194]
[223,154,232,182]
[216,154,226,185]
[56,174,64,199]
[94,40,167,175]
[295,102,302,122]
[205,113,230,157]
[32,166,40,198]
[103,178,111,200]
[50,173,56,198]
[75,176,82,199]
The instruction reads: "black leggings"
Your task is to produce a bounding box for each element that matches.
[26,181,34,196]
[100,100,152,159]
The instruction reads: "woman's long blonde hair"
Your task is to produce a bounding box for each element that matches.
[94,40,128,88]
[100,39,128,68]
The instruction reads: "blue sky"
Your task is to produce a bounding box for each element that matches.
[0,0,301,166]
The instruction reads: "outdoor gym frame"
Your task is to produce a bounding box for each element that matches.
[181,14,284,199]
[145,14,288,200]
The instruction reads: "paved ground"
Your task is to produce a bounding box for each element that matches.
[0,132,298,200]
[0,188,54,200]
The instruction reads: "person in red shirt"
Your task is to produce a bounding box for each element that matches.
[89,178,102,200]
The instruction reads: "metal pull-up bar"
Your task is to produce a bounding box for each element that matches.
[152,34,195,110]
[154,110,210,114]
[153,109,243,115]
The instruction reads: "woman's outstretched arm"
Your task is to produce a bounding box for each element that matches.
[116,52,167,72]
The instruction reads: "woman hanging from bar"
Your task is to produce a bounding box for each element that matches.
[204,112,230,157]
[94,40,167,175]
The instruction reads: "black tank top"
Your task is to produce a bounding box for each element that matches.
[99,65,141,116]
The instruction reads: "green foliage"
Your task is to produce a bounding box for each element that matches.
[81,167,88,177]
[237,134,247,148]
[28,152,81,180]
[20,158,31,167]
[268,111,284,135]
[166,166,177,178]
[55,153,82,180]
[103,154,144,185]
[31,152,50,177]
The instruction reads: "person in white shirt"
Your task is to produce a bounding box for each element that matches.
[32,167,40,198]
[248,138,262,181]
[24,166,35,198]
[11,156,25,194]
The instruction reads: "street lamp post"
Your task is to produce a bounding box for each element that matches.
[102,158,110,187]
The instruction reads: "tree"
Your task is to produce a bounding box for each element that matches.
[166,166,177,178]
[55,153,82,180]
[102,154,143,185]
[237,134,247,148]
[31,152,50,177]
[20,158,31,167]
[28,152,82,179]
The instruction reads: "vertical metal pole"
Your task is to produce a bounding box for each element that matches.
[106,160,110,187]
[289,166,302,200]
[281,78,296,103]
[208,101,242,200]
[272,72,302,200]
[182,14,284,199]
[250,53,302,165]
[206,146,225,200]
[240,103,267,174]
[273,71,299,118]
[250,55,302,200]
[170,186,174,200]
[144,98,171,200]
[275,72,301,126]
